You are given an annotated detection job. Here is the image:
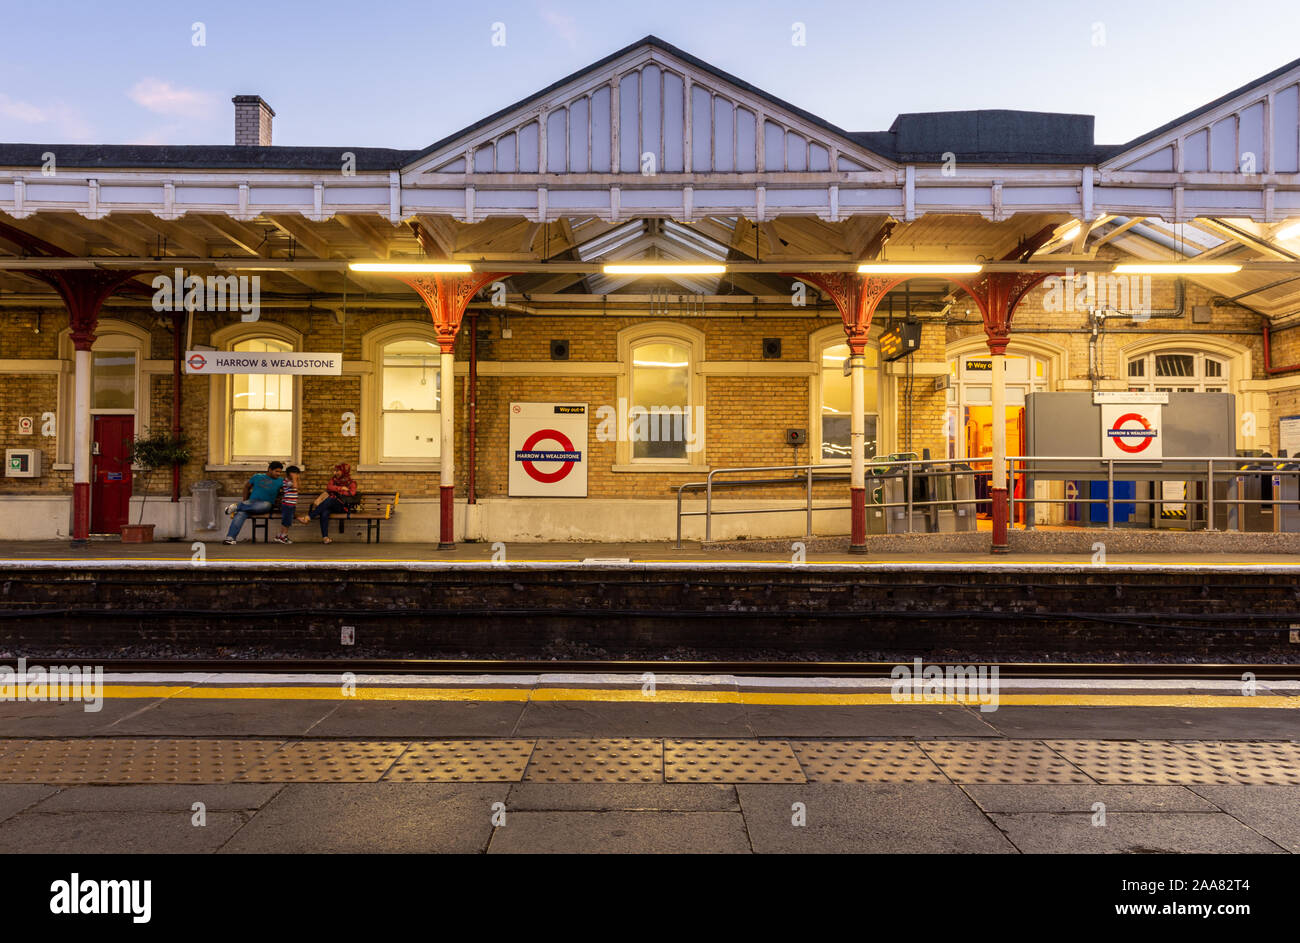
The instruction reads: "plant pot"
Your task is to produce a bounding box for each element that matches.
[120,523,155,543]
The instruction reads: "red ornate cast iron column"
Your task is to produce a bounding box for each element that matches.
[395,272,505,549]
[23,269,143,546]
[951,271,1053,554]
[791,273,903,553]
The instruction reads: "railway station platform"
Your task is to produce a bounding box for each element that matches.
[0,670,1296,854]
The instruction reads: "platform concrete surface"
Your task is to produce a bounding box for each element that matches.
[0,537,1298,567]
[1,779,1296,854]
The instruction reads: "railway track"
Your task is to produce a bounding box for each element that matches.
[4,658,1295,679]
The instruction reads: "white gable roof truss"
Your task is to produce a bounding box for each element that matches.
[1098,60,1300,223]
[401,44,901,224]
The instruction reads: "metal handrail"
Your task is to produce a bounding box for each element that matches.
[673,455,1300,546]
[675,463,851,547]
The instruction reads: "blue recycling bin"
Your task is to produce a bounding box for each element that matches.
[1088,479,1135,524]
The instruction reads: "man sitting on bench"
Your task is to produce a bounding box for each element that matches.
[222,461,285,545]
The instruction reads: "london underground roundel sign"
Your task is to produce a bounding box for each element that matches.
[1108,412,1155,453]
[518,428,579,483]
[1100,404,1162,459]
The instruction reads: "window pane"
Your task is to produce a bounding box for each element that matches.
[92,350,135,409]
[1205,358,1223,378]
[822,414,877,460]
[965,386,991,404]
[1155,354,1194,377]
[382,412,439,460]
[1128,359,1145,377]
[233,410,291,459]
[632,342,689,459]
[231,338,293,459]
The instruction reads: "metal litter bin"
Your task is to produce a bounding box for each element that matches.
[1274,462,1299,533]
[190,479,220,531]
[951,462,977,532]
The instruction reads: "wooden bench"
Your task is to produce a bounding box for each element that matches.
[249,491,400,543]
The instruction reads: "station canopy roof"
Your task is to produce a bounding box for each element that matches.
[1,36,1299,322]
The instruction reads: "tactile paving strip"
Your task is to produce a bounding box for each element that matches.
[666,739,805,783]
[1174,741,1300,785]
[235,740,407,782]
[524,739,662,783]
[0,739,284,783]
[920,740,1094,784]
[384,740,534,782]
[1046,740,1236,785]
[792,741,947,783]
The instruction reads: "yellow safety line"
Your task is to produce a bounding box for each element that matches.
[6,557,1300,567]
[17,684,1296,708]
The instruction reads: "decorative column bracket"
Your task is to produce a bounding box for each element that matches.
[385,271,511,549]
[789,272,904,553]
[951,270,1058,554]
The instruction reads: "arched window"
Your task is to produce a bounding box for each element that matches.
[1126,350,1228,393]
[614,322,706,469]
[207,322,302,468]
[230,338,294,461]
[380,338,440,461]
[630,339,691,460]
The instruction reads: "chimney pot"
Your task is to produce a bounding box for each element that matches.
[232,95,275,146]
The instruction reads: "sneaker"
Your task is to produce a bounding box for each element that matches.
[274,534,292,544]
[224,504,237,517]
[223,538,237,545]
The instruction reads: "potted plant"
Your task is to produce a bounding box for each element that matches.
[122,430,191,543]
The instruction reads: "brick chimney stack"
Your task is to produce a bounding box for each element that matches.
[232,95,275,146]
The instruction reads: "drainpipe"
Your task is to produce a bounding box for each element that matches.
[467,313,478,504]
[171,313,183,502]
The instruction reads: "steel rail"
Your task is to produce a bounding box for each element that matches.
[1,657,1294,679]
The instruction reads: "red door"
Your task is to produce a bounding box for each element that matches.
[91,415,134,534]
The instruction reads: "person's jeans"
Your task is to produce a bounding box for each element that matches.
[280,503,298,528]
[309,496,346,538]
[226,500,272,539]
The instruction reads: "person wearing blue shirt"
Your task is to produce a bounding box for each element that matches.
[223,461,286,544]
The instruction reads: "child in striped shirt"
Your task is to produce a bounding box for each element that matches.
[274,465,302,544]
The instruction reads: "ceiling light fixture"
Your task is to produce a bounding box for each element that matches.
[603,263,726,275]
[1112,263,1242,275]
[856,263,983,275]
[349,262,473,273]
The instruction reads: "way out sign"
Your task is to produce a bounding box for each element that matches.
[508,403,588,497]
[1101,404,1162,459]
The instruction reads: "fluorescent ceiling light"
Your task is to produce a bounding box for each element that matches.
[1112,263,1241,275]
[349,262,473,273]
[603,263,726,275]
[1276,220,1300,241]
[857,263,982,274]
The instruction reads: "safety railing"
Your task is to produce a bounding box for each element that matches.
[673,456,1300,546]
[1002,456,1300,532]
[674,463,851,548]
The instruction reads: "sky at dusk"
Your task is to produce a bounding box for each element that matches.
[1,0,1295,150]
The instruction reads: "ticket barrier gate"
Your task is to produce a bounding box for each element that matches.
[1276,462,1300,532]
[1215,462,1271,532]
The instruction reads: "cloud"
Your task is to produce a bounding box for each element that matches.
[0,93,94,141]
[540,7,580,49]
[128,78,217,117]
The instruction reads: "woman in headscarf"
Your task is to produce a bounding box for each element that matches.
[298,462,359,544]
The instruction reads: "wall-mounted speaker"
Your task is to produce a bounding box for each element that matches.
[550,339,570,360]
